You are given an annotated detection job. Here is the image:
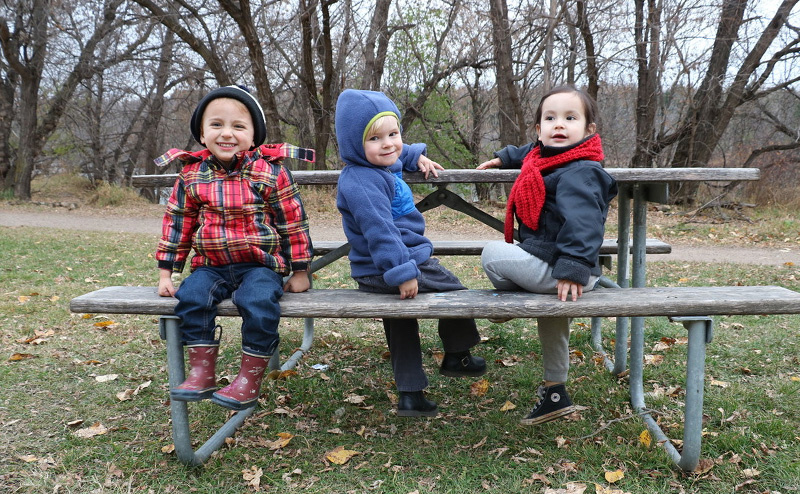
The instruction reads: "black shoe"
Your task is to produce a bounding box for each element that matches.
[439,351,487,377]
[397,391,439,417]
[520,383,576,425]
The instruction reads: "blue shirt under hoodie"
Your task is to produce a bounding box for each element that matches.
[335,89,432,286]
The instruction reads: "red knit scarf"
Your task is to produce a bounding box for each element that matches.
[504,134,604,242]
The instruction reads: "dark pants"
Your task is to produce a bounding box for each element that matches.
[383,317,480,391]
[357,258,481,391]
[174,263,284,358]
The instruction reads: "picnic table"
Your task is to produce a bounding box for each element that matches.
[83,165,769,469]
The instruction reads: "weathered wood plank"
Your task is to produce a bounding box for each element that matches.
[132,167,760,188]
[312,238,672,257]
[70,285,800,319]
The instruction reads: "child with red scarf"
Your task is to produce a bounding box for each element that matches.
[477,85,618,425]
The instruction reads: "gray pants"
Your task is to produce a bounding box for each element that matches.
[481,241,599,383]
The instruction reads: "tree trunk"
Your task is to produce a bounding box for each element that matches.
[630,0,661,169]
[489,0,526,147]
[361,0,391,91]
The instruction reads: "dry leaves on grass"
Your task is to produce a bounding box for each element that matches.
[324,446,360,465]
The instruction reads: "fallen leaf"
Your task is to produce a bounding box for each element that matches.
[95,374,119,383]
[242,465,263,491]
[8,353,36,362]
[344,394,366,405]
[742,468,760,478]
[325,446,360,465]
[93,320,116,328]
[604,469,624,483]
[161,444,175,454]
[17,296,30,303]
[73,422,108,438]
[500,401,516,412]
[710,380,729,388]
[265,432,294,450]
[543,482,587,494]
[18,455,38,463]
[639,429,652,448]
[470,379,490,396]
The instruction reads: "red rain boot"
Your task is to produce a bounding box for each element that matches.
[211,352,270,410]
[170,343,219,401]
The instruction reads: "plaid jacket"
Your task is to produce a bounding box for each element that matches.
[156,147,312,275]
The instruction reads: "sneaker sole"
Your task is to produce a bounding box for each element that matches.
[519,405,576,425]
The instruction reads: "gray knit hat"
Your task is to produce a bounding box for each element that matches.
[190,85,267,149]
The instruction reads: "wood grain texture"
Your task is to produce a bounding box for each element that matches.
[70,285,800,319]
[132,167,760,188]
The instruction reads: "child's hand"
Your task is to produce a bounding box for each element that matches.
[556,279,583,302]
[399,278,418,299]
[476,157,501,170]
[284,271,311,293]
[417,155,444,179]
[158,269,177,297]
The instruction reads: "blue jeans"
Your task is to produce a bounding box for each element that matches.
[174,263,284,358]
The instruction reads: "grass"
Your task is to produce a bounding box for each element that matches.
[1,211,800,493]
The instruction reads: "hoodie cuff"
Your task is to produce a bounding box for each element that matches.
[382,261,420,287]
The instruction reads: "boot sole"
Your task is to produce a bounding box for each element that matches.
[397,407,439,417]
[439,367,487,378]
[519,405,576,425]
[211,393,258,411]
[170,388,216,402]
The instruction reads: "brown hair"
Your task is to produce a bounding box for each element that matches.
[533,84,599,133]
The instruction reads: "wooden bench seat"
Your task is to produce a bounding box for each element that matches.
[70,285,798,319]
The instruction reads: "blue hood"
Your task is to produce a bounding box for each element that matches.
[335,89,402,168]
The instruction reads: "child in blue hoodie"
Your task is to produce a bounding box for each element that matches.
[335,89,486,417]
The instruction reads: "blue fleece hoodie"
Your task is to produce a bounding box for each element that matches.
[335,89,431,286]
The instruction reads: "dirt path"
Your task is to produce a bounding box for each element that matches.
[1,206,797,265]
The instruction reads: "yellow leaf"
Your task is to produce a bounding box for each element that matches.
[266,432,294,450]
[500,401,516,412]
[93,320,116,328]
[678,277,689,283]
[50,295,60,302]
[710,380,729,388]
[604,469,624,483]
[8,353,36,362]
[791,376,800,382]
[639,429,652,448]
[161,444,175,454]
[17,296,30,303]
[470,379,490,396]
[277,369,298,380]
[325,446,360,465]
[81,314,94,319]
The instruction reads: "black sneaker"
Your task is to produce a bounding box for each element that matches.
[439,352,487,377]
[397,391,439,417]
[520,383,576,425]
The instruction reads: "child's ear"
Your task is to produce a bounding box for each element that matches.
[535,124,541,137]
[587,122,597,135]
[200,131,206,145]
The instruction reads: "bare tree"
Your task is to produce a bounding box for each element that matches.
[489,0,526,146]
[0,0,141,199]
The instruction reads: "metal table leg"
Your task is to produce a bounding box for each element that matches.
[629,316,713,471]
[160,316,256,466]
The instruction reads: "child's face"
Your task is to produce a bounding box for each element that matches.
[535,92,596,148]
[200,98,255,164]
[363,118,403,167]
